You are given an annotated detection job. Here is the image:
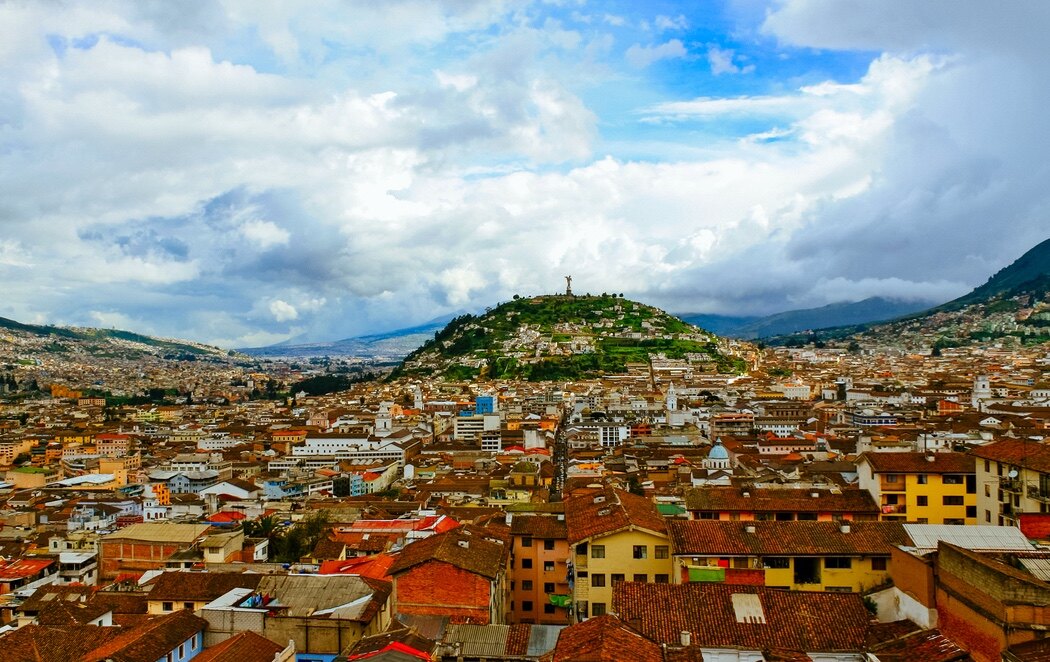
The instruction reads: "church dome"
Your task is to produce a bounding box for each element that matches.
[708,440,730,461]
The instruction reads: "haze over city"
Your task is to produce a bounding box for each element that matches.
[2,1,1048,348]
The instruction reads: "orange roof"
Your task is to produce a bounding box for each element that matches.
[319,553,397,580]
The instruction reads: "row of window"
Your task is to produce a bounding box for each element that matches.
[517,559,556,571]
[511,600,559,614]
[590,544,669,559]
[520,538,557,550]
[884,495,969,507]
[883,473,969,486]
[586,572,670,586]
[515,581,558,592]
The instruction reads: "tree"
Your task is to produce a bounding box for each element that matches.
[847,340,861,353]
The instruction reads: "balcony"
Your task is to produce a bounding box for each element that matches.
[880,503,906,515]
[879,481,906,493]
[1028,483,1050,502]
[574,555,588,570]
[1000,477,1024,493]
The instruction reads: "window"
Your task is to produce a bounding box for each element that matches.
[633,573,647,582]
[871,557,887,571]
[591,574,606,587]
[943,475,963,485]
[765,557,790,569]
[985,459,991,472]
[522,559,533,569]
[611,573,624,584]
[179,643,185,657]
[183,602,193,610]
[544,561,555,572]
[655,574,669,583]
[632,545,647,559]
[521,537,533,547]
[966,506,977,518]
[825,557,852,569]
[916,496,928,507]
[522,600,533,611]
[885,474,899,483]
[943,495,964,506]
[985,510,992,523]
[797,513,818,521]
[591,602,606,616]
[544,582,555,593]
[591,545,605,559]
[162,602,173,612]
[916,474,928,484]
[544,603,556,614]
[655,545,669,559]
[522,580,533,590]
[544,539,555,550]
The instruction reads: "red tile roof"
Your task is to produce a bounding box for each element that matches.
[668,520,910,556]
[859,452,975,474]
[194,631,284,662]
[971,439,1050,474]
[389,526,507,580]
[552,614,665,662]
[614,582,872,653]
[84,609,209,662]
[564,487,667,545]
[684,486,878,514]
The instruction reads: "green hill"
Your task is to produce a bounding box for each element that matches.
[392,294,747,381]
[0,315,237,362]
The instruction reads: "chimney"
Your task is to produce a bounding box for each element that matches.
[742,491,750,498]
[458,539,470,549]
[745,525,756,534]
[680,631,691,647]
[840,523,851,534]
[926,454,936,463]
[810,491,819,498]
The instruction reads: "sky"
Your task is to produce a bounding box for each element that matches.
[1,1,1048,348]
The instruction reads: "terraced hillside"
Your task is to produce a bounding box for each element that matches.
[392,294,748,381]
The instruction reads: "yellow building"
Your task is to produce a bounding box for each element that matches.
[857,452,977,525]
[668,520,908,592]
[565,487,671,620]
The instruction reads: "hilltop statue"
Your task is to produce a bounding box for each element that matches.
[565,275,573,296]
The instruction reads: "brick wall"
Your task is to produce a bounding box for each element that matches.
[395,560,492,623]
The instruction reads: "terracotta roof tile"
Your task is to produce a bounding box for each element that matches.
[552,614,664,662]
[194,631,284,662]
[859,452,975,475]
[389,526,508,580]
[683,486,878,514]
[615,582,871,653]
[564,487,667,545]
[971,439,1050,474]
[668,520,910,556]
[147,570,263,602]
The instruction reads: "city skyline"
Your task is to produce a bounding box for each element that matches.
[2,1,1048,348]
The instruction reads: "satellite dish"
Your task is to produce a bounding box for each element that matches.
[1008,469,1019,479]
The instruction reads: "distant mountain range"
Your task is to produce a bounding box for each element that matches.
[239,316,454,359]
[679,297,938,340]
[767,237,1050,347]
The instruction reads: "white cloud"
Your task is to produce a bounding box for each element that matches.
[655,14,688,31]
[240,219,291,249]
[269,300,299,322]
[706,45,755,75]
[625,39,687,68]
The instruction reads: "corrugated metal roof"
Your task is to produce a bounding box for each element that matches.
[101,522,209,543]
[526,624,564,657]
[1019,557,1050,581]
[257,575,381,618]
[445,624,509,657]
[902,524,1034,552]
